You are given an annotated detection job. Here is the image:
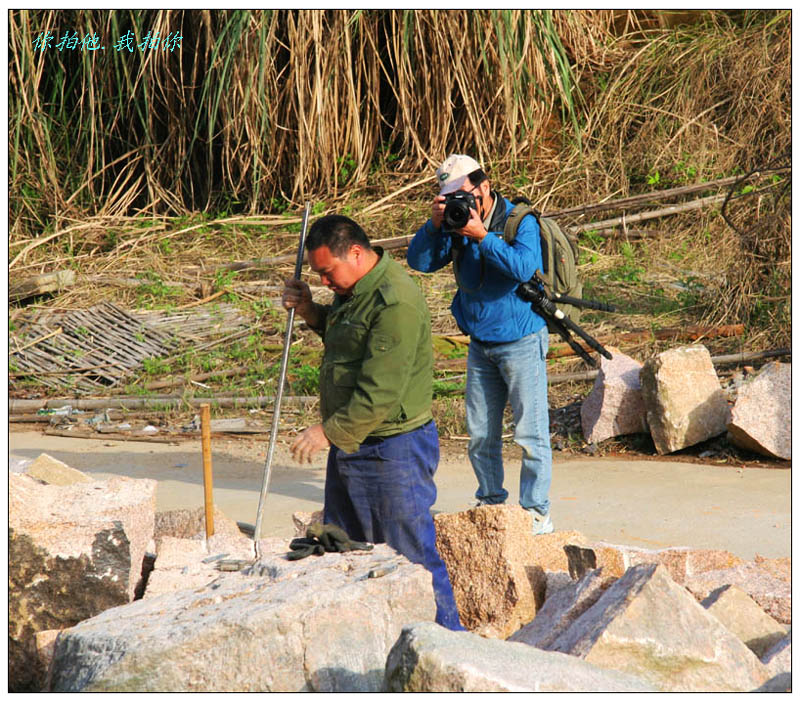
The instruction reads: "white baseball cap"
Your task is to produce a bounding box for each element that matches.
[435,154,483,195]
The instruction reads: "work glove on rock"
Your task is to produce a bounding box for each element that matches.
[286,523,373,560]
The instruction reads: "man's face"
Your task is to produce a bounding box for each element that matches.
[308,245,361,296]
[465,178,492,219]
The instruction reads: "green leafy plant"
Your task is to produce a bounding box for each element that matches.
[290,363,320,395]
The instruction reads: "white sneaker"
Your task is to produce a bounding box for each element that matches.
[530,510,554,535]
[469,499,493,508]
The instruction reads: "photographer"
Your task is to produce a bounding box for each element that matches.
[407,154,554,535]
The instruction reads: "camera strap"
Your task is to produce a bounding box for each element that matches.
[451,190,506,294]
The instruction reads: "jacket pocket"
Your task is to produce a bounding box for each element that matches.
[325,319,369,362]
[331,363,359,388]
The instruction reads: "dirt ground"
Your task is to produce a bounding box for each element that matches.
[9,428,791,561]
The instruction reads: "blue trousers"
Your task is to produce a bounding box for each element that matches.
[323,420,464,631]
[466,328,553,515]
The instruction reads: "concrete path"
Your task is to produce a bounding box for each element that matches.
[9,431,791,560]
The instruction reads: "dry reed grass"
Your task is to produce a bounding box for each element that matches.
[9,10,790,349]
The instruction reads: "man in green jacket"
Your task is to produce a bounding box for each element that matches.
[282,214,463,631]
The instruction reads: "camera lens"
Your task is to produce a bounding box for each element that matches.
[443,201,470,229]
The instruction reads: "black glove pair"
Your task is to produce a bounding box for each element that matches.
[287,523,374,561]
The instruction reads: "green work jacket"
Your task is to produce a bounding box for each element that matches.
[312,249,433,453]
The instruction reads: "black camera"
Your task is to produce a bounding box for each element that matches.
[442,190,477,230]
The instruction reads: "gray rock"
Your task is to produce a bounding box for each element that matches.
[760,631,791,678]
[544,570,574,601]
[9,472,156,692]
[384,621,655,692]
[581,347,648,443]
[753,672,791,692]
[546,563,770,691]
[640,345,731,454]
[727,361,791,459]
[49,544,436,692]
[509,569,615,649]
[701,584,788,658]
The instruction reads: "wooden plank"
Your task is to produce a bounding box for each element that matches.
[44,429,179,444]
[9,269,76,302]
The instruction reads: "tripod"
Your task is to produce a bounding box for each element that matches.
[517,273,615,368]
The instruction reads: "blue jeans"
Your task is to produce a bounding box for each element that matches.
[323,421,464,631]
[466,328,552,515]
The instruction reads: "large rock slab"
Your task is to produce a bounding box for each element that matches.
[546,563,770,691]
[727,361,791,459]
[434,506,587,638]
[384,621,655,692]
[508,569,616,649]
[581,347,648,443]
[685,561,791,625]
[701,585,787,658]
[640,345,731,454]
[9,472,156,692]
[49,543,436,692]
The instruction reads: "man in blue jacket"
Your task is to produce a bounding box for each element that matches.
[407,154,554,534]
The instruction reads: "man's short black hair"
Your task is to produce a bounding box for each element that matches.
[306,214,373,258]
[466,168,488,188]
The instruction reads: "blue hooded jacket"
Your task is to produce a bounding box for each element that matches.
[407,193,546,343]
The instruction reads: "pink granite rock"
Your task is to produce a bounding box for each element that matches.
[727,361,791,460]
[685,561,791,625]
[433,506,588,638]
[581,347,648,443]
[547,563,770,691]
[701,584,788,658]
[640,345,731,454]
[9,472,156,691]
[564,541,743,585]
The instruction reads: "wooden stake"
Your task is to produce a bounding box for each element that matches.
[200,403,215,538]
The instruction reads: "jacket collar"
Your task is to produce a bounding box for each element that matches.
[348,246,387,298]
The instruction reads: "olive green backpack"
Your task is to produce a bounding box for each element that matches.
[503,199,583,328]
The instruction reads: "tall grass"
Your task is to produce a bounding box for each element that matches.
[9,9,597,239]
[8,9,790,344]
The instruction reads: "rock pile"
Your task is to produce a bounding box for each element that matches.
[9,457,791,693]
[581,345,790,460]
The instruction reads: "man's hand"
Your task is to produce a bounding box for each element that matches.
[282,277,312,311]
[290,423,331,464]
[458,207,488,242]
[431,195,446,230]
[282,277,318,324]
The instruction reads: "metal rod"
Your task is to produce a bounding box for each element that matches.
[253,202,311,554]
[201,403,215,539]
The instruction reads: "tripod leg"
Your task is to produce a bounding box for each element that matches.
[556,314,613,361]
[548,317,598,368]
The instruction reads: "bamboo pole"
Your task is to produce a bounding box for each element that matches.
[8,395,319,413]
[200,403,215,538]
